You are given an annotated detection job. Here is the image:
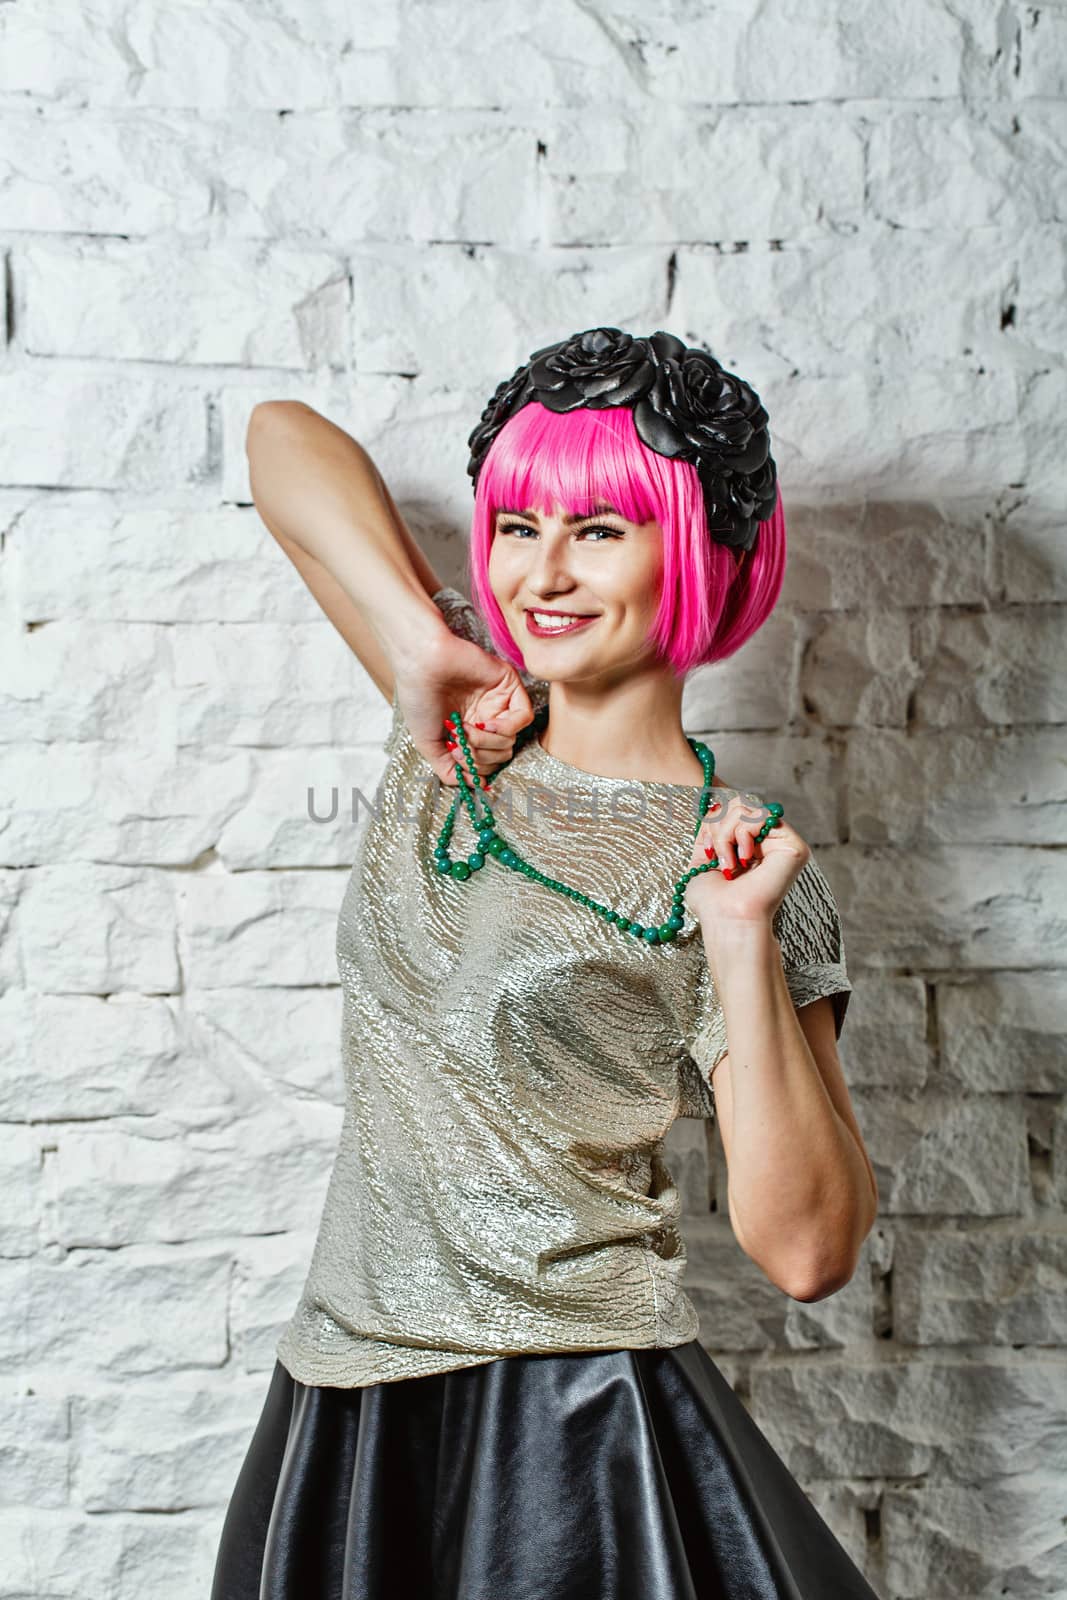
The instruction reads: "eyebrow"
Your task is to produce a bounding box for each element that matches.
[496,501,621,525]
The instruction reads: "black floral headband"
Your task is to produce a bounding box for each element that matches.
[466,326,778,553]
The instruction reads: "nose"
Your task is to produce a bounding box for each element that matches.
[524,523,580,600]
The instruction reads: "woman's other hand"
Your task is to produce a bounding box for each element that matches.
[682,790,808,929]
[396,630,537,787]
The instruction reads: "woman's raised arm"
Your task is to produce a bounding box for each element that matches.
[246,400,535,787]
[245,400,448,704]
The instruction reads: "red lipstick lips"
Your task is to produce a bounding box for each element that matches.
[524,609,599,638]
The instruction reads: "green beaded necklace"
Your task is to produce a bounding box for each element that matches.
[432,703,784,948]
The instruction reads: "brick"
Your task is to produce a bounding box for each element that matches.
[20,241,347,369]
[859,1092,1029,1216]
[938,974,1067,1093]
[0,374,205,491]
[882,1476,1067,1598]
[750,1358,1067,1480]
[894,1228,1067,1345]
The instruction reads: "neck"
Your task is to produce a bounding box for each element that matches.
[537,672,706,785]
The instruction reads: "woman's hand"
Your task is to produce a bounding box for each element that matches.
[682,789,809,929]
[395,630,537,788]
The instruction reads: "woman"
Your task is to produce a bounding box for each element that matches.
[211,328,882,1599]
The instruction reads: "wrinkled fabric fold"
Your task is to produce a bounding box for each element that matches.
[211,1340,882,1600]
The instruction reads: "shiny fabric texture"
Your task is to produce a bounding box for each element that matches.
[275,588,854,1390]
[210,1340,882,1600]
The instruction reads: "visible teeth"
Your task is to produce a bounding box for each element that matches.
[532,612,588,629]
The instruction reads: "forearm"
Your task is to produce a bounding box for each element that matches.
[702,919,874,1297]
[246,401,449,673]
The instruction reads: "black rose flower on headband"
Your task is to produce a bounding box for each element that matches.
[466,326,778,552]
[527,327,656,409]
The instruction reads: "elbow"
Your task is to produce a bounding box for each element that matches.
[246,400,280,459]
[784,1260,857,1303]
[246,399,310,454]
[779,1238,865,1303]
[784,1179,880,1302]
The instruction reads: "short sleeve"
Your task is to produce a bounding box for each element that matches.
[772,856,853,1040]
[676,854,852,1117]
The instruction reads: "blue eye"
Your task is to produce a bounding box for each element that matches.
[496,522,623,542]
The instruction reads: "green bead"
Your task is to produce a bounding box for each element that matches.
[666,916,683,932]
[478,829,496,847]
[435,857,452,874]
[452,861,471,880]
[617,917,631,932]
[468,852,484,869]
[643,927,660,943]
[630,923,644,938]
[488,839,505,857]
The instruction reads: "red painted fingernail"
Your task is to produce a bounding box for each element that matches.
[722,867,734,880]
[704,846,714,858]
[475,721,485,730]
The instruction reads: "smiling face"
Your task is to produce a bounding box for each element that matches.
[487,498,667,685]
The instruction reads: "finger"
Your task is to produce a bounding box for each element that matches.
[715,826,740,877]
[465,719,516,755]
[478,706,535,741]
[443,726,513,762]
[695,805,766,878]
[694,813,737,876]
[443,730,515,777]
[733,814,767,868]
[441,737,515,785]
[483,683,536,740]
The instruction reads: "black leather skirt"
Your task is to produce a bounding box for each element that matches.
[210,1339,882,1599]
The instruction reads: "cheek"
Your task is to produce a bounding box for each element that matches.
[613,553,664,620]
[486,537,509,588]
[488,534,518,574]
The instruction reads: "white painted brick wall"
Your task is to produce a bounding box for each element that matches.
[1,3,1064,1596]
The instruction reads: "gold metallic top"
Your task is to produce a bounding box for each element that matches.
[276,588,852,1389]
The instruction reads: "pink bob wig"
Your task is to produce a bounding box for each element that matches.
[467,401,786,681]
